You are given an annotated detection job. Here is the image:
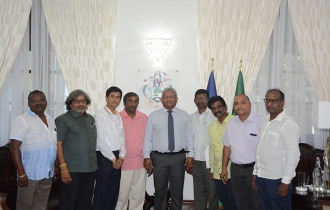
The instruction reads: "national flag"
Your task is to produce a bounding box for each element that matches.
[207,71,217,98]
[232,70,245,115]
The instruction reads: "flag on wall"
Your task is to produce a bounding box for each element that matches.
[232,70,245,115]
[207,71,217,98]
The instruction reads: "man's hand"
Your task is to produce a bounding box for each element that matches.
[185,157,194,173]
[220,168,228,185]
[252,175,258,190]
[278,183,289,198]
[144,158,153,176]
[114,158,124,169]
[61,168,72,184]
[17,172,28,187]
[210,173,214,181]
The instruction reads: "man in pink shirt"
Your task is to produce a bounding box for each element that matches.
[116,92,148,210]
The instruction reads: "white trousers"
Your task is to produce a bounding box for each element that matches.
[115,168,147,210]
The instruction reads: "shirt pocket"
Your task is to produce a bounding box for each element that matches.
[264,131,280,147]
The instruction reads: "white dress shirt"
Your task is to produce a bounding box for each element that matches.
[94,106,126,161]
[190,109,215,161]
[222,112,264,164]
[253,110,300,184]
[143,107,194,158]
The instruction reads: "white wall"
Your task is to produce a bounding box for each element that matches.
[115,0,199,200]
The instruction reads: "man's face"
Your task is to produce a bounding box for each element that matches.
[70,94,88,113]
[161,91,178,110]
[210,100,227,121]
[28,93,47,114]
[265,91,284,117]
[124,95,139,114]
[194,93,208,110]
[106,92,121,110]
[233,95,251,117]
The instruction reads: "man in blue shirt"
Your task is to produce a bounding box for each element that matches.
[143,87,194,210]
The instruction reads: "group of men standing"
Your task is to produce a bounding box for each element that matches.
[10,86,300,210]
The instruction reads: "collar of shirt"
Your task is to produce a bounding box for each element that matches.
[161,107,178,113]
[120,109,143,119]
[266,109,285,122]
[69,109,87,118]
[104,106,119,115]
[28,108,38,116]
[234,112,257,123]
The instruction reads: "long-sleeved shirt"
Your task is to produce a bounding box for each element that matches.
[222,112,264,164]
[253,110,301,184]
[94,106,126,161]
[190,109,215,161]
[143,107,194,158]
[208,114,234,180]
[120,109,148,170]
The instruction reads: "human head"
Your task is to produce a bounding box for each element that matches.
[233,94,251,118]
[194,89,209,111]
[28,90,47,115]
[264,89,285,118]
[161,87,178,110]
[106,86,122,98]
[123,92,139,114]
[208,96,228,122]
[65,89,91,112]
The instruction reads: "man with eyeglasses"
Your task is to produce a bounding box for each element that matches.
[143,87,194,210]
[10,90,57,210]
[55,89,98,210]
[116,92,148,210]
[189,89,218,210]
[252,89,300,210]
[221,94,263,210]
[92,86,126,210]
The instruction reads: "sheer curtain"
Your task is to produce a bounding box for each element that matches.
[0,0,67,146]
[250,0,327,149]
[196,0,281,111]
[42,0,118,114]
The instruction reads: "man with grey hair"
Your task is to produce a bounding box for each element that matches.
[55,90,98,210]
[143,87,194,210]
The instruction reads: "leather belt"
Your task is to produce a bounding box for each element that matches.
[153,149,188,155]
[233,162,255,168]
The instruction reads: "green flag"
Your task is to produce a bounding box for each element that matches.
[232,70,245,115]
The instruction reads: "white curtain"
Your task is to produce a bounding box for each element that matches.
[42,0,118,114]
[0,0,32,92]
[250,0,328,149]
[0,0,67,146]
[196,0,281,111]
[288,0,330,101]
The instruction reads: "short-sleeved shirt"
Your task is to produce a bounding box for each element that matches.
[120,109,148,170]
[10,109,57,180]
[222,112,264,164]
[208,114,234,180]
[55,110,98,173]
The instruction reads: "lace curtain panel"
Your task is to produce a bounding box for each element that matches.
[42,0,118,114]
[196,0,281,111]
[0,0,32,92]
[288,0,330,101]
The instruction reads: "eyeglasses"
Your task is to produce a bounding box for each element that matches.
[29,99,46,104]
[73,99,87,104]
[195,97,207,101]
[163,96,176,100]
[263,99,282,104]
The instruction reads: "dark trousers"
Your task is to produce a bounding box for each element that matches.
[152,152,186,210]
[214,178,237,210]
[231,164,260,210]
[59,171,96,210]
[192,160,218,210]
[256,176,292,210]
[92,151,121,210]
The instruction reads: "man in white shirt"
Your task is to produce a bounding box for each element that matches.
[252,89,300,210]
[189,89,218,210]
[93,86,126,210]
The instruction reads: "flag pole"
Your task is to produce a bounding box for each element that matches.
[240,60,243,72]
